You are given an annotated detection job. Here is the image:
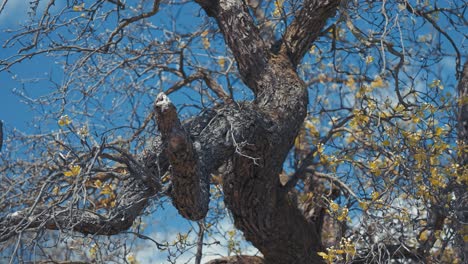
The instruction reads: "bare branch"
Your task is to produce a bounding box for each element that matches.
[279,0,341,66]
[194,0,269,93]
[104,0,161,50]
[0,177,155,242]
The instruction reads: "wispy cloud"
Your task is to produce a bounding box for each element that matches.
[135,217,260,264]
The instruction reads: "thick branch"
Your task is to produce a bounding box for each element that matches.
[0,177,154,242]
[0,97,239,242]
[205,255,264,264]
[154,93,210,220]
[279,0,340,66]
[195,0,269,93]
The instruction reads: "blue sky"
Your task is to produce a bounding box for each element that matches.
[0,0,465,262]
[1,0,60,132]
[0,1,256,262]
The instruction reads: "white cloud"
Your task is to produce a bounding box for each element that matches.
[134,217,260,264]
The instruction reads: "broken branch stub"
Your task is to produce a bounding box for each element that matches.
[154,93,209,220]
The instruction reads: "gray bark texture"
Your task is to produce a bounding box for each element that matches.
[1,0,342,263]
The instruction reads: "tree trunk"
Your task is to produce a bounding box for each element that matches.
[1,1,341,262]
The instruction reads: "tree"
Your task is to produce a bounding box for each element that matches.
[0,0,466,263]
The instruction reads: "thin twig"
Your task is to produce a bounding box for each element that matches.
[195,220,205,264]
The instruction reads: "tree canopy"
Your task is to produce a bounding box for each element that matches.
[0,0,466,263]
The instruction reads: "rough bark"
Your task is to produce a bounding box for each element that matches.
[154,93,210,220]
[205,255,264,264]
[183,0,340,262]
[1,0,340,262]
[0,176,155,242]
[194,0,269,93]
[279,0,340,66]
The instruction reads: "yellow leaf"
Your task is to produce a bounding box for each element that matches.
[227,229,236,237]
[305,121,319,136]
[89,244,97,257]
[429,79,444,90]
[202,37,210,49]
[64,165,81,177]
[309,45,316,54]
[101,184,114,195]
[318,251,335,262]
[218,57,225,69]
[394,104,405,112]
[419,230,429,242]
[344,242,356,256]
[318,252,329,259]
[370,76,385,88]
[317,143,324,154]
[359,201,369,211]
[52,186,59,195]
[94,179,102,188]
[365,56,374,64]
[335,249,345,254]
[73,3,85,11]
[434,127,444,137]
[412,116,420,124]
[382,140,390,146]
[368,161,377,169]
[78,125,89,137]
[345,134,355,144]
[337,207,349,221]
[318,73,328,83]
[330,202,339,212]
[127,253,138,264]
[58,115,72,126]
[272,0,284,17]
[345,76,355,89]
[371,191,379,201]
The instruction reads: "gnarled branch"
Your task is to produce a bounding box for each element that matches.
[279,0,341,66]
[195,0,269,93]
[0,176,155,242]
[154,93,210,220]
